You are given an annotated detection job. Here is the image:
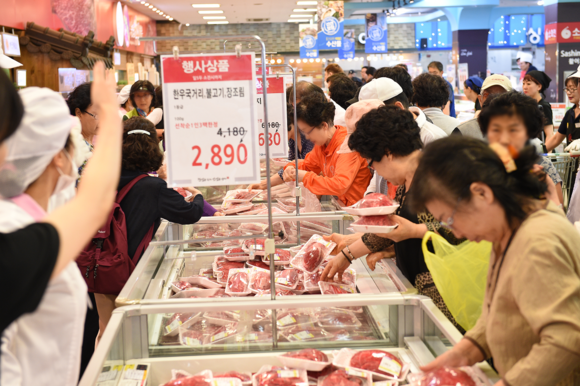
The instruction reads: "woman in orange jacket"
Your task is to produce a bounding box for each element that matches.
[281,94,372,206]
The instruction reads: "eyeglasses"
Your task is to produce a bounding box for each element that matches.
[564,88,578,94]
[440,197,462,230]
[83,111,98,120]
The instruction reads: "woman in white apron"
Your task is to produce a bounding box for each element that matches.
[0,88,88,386]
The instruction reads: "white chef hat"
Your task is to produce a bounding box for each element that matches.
[516,51,533,64]
[359,77,403,102]
[117,84,132,105]
[0,87,72,198]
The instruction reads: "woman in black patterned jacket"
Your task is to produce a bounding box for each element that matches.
[321,105,464,330]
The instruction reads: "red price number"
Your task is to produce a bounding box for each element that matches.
[191,144,248,169]
[258,132,281,147]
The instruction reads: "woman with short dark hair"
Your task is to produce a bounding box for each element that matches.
[92,117,205,342]
[321,105,464,330]
[410,136,580,386]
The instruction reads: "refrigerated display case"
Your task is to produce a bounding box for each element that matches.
[81,295,498,386]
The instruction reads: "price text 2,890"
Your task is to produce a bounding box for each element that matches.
[192,144,248,168]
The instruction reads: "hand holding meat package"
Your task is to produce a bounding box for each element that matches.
[225,268,252,296]
[290,234,336,273]
[343,193,398,216]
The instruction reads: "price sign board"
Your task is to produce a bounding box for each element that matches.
[256,76,288,158]
[161,53,260,187]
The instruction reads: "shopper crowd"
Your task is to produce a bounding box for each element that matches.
[0,57,580,386]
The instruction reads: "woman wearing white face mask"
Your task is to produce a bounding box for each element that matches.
[0,87,89,386]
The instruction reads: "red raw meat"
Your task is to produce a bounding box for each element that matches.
[305,271,322,287]
[161,375,212,386]
[258,289,296,296]
[354,216,396,226]
[256,368,304,386]
[227,271,249,293]
[316,310,360,328]
[174,281,194,291]
[264,249,291,263]
[283,348,328,362]
[308,365,337,380]
[338,271,355,286]
[214,372,251,382]
[320,370,363,386]
[243,238,266,250]
[359,193,394,208]
[324,284,351,295]
[247,260,270,270]
[224,247,246,256]
[275,268,300,288]
[234,191,257,200]
[302,243,324,272]
[349,350,403,377]
[251,271,271,291]
[417,367,476,386]
[167,312,195,326]
[277,310,314,328]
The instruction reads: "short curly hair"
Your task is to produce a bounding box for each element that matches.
[296,93,335,128]
[66,82,92,115]
[374,66,413,101]
[327,73,357,110]
[122,117,163,172]
[348,105,423,162]
[478,91,544,139]
[411,73,449,108]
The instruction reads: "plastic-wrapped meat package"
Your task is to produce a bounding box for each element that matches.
[223,246,251,262]
[255,289,296,297]
[214,372,252,383]
[179,321,223,346]
[214,262,245,283]
[222,202,255,215]
[172,281,196,292]
[304,270,322,293]
[351,216,396,226]
[409,367,476,386]
[243,238,267,255]
[203,311,241,325]
[238,203,268,215]
[290,282,306,295]
[215,255,228,264]
[282,348,328,362]
[164,312,201,336]
[246,260,271,270]
[296,220,332,234]
[328,329,376,342]
[225,269,251,296]
[276,310,315,329]
[349,350,403,378]
[274,268,301,290]
[319,281,355,295]
[161,374,213,386]
[314,309,362,330]
[254,366,308,386]
[265,222,287,243]
[206,322,241,345]
[198,268,214,278]
[319,370,366,386]
[263,249,291,265]
[277,197,305,209]
[308,364,336,381]
[239,223,269,235]
[257,206,288,215]
[280,325,329,342]
[290,235,336,273]
[358,193,394,208]
[334,268,356,287]
[249,268,271,292]
[236,331,273,344]
[233,190,261,201]
[223,230,249,247]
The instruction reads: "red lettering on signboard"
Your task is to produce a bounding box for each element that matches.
[162,54,254,83]
[545,22,580,44]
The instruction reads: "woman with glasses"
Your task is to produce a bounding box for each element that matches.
[66,83,97,184]
[321,105,465,330]
[412,136,580,386]
[545,67,580,151]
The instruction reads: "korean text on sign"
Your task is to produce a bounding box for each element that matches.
[161,53,261,187]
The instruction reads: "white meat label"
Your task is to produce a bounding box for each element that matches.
[378,357,402,377]
[278,315,296,326]
[165,319,182,333]
[292,331,314,340]
[277,370,299,378]
[345,368,366,378]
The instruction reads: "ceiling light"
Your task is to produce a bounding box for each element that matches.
[288,19,309,22]
[148,5,153,8]
[186,23,190,26]
[537,0,543,4]
[203,16,226,19]
[199,10,223,13]
[296,59,301,63]
[207,21,228,24]
[152,7,157,11]
[293,8,317,12]
[192,3,220,8]
[308,59,314,63]
[276,59,282,64]
[296,1,317,4]
[169,17,174,20]
[144,2,149,5]
[140,1,145,3]
[409,0,414,3]
[289,59,295,63]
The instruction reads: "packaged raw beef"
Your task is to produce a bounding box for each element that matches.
[225,269,252,296]
[318,369,370,386]
[408,367,476,386]
[243,238,267,255]
[161,374,213,386]
[343,193,398,217]
[232,190,262,201]
[294,220,333,234]
[179,321,222,346]
[263,249,291,265]
[282,348,328,362]
[279,349,331,372]
[290,235,336,273]
[334,268,356,287]
[314,309,362,330]
[239,203,268,215]
[290,282,306,295]
[319,281,356,295]
[280,326,330,342]
[246,260,271,270]
[206,322,241,345]
[265,222,287,243]
[276,310,316,329]
[223,247,251,262]
[214,262,245,278]
[255,289,296,297]
[235,331,273,344]
[274,268,301,290]
[304,270,323,293]
[249,268,272,293]
[203,311,241,325]
[308,364,337,382]
[214,371,252,383]
[349,350,403,378]
[253,366,309,386]
[222,202,255,215]
[172,280,196,292]
[351,216,396,227]
[163,312,202,336]
[239,223,269,235]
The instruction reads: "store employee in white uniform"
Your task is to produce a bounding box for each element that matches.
[0,88,87,386]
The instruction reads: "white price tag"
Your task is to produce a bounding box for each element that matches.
[256,76,288,158]
[161,53,261,187]
[185,337,201,346]
[278,315,296,326]
[292,331,314,340]
[275,277,289,285]
[212,380,236,386]
[211,331,229,342]
[165,319,182,334]
[277,370,299,378]
[345,368,366,378]
[378,357,402,377]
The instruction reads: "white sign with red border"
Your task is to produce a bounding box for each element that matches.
[161,53,261,187]
[256,76,288,158]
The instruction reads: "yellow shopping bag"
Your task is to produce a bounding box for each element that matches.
[421,231,491,331]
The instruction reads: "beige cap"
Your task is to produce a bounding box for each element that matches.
[338,99,384,154]
[481,74,513,93]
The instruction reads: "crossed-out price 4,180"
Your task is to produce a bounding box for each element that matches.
[191,143,248,169]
